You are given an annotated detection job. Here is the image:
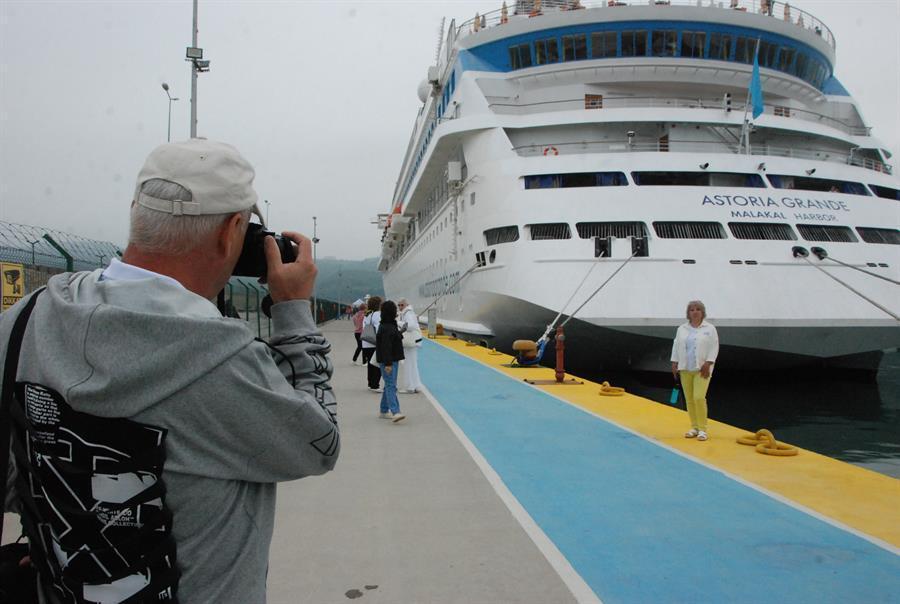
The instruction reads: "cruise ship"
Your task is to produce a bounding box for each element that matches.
[378,0,900,376]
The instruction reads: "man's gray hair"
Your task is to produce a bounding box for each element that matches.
[129,179,249,254]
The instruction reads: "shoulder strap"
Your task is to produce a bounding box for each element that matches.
[1,288,44,545]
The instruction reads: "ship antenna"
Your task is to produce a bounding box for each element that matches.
[434,17,446,64]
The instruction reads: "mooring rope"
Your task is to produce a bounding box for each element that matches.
[817,255,900,286]
[538,251,605,342]
[558,252,638,329]
[802,257,899,321]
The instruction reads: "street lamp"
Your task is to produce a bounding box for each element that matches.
[27,239,39,265]
[161,83,179,142]
[264,199,270,226]
[312,216,319,321]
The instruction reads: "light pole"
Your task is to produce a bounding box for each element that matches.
[264,199,270,226]
[312,216,319,321]
[27,239,38,265]
[185,0,210,138]
[161,83,179,142]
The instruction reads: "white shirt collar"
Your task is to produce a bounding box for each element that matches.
[101,258,184,290]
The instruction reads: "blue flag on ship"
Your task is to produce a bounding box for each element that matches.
[750,45,764,119]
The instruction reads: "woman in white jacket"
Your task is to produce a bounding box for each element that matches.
[670,300,719,441]
[397,298,424,393]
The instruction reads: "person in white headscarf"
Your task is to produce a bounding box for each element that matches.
[397,298,424,393]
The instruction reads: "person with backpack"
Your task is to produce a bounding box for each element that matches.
[360,296,382,391]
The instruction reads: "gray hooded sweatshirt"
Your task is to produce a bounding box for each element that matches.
[2,268,339,603]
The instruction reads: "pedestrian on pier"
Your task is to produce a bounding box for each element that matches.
[376,300,406,423]
[397,298,424,393]
[352,303,366,364]
[671,300,719,441]
[361,296,382,390]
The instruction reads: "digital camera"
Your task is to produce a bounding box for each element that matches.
[232,222,296,279]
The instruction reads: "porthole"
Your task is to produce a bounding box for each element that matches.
[489,250,496,264]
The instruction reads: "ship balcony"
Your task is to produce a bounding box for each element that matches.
[511,138,893,175]
[489,96,869,138]
[456,0,834,50]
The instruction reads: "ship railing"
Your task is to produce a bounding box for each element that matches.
[511,139,893,174]
[456,0,834,50]
[488,95,869,136]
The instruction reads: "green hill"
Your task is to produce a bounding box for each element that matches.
[314,257,384,305]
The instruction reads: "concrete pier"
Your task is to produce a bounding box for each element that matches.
[265,319,576,603]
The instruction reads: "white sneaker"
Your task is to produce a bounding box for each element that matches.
[378,412,394,419]
[391,413,406,423]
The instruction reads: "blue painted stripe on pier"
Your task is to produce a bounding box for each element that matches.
[419,341,900,604]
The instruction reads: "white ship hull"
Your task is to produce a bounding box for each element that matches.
[380,1,900,375]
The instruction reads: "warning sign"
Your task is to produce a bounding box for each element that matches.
[1,262,25,311]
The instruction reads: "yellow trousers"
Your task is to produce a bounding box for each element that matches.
[679,370,711,431]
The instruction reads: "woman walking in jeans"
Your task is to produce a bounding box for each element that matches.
[376,300,406,423]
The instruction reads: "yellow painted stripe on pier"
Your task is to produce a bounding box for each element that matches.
[429,336,900,549]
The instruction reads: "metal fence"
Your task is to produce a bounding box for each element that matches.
[0,221,348,336]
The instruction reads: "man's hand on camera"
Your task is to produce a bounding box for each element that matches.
[265,232,316,303]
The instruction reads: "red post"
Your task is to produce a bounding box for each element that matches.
[555,325,565,382]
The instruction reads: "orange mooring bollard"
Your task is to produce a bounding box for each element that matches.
[555,325,565,382]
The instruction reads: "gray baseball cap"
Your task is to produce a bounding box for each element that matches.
[134,139,265,226]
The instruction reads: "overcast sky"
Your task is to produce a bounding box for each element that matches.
[1,0,897,260]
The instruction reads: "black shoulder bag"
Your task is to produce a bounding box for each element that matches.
[0,289,43,604]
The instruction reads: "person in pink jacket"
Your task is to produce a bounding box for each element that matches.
[352,304,365,364]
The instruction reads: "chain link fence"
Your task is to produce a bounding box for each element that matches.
[1,221,348,336]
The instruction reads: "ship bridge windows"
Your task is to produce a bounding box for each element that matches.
[621,30,648,57]
[708,32,733,61]
[779,47,797,73]
[856,227,900,245]
[869,185,900,200]
[562,34,587,62]
[509,43,533,70]
[530,223,572,240]
[653,222,727,239]
[652,30,678,57]
[524,172,628,189]
[632,172,765,187]
[499,23,831,90]
[758,40,779,68]
[535,37,559,65]
[767,175,870,196]
[728,222,797,240]
[576,222,648,240]
[680,31,707,59]
[735,37,754,64]
[591,32,617,58]
[484,226,520,246]
[797,224,858,243]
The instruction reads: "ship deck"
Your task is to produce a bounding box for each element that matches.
[5,319,898,602]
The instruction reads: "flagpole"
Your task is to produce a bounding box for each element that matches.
[739,38,762,155]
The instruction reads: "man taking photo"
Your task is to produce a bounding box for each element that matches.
[2,139,339,603]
